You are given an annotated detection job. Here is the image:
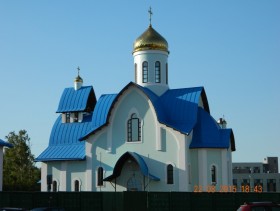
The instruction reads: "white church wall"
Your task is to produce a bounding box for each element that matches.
[90,132,109,191]
[88,87,183,191]
[227,145,233,185]
[51,162,62,191]
[43,160,86,192]
[68,161,86,191]
[189,149,199,191]
[207,149,222,187]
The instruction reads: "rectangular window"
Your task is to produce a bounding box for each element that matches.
[73,112,79,122]
[267,179,276,192]
[211,165,217,184]
[66,113,70,123]
[233,179,237,187]
[155,61,161,83]
[127,114,141,142]
[142,62,148,83]
[131,118,139,141]
[97,167,104,186]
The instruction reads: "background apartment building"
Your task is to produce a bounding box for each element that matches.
[232,157,280,192]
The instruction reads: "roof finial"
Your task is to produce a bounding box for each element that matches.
[148,6,153,26]
[74,66,83,90]
[77,66,80,76]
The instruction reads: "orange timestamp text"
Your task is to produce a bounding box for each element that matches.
[193,185,262,193]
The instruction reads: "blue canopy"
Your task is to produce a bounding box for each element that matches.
[0,139,13,148]
[104,151,160,181]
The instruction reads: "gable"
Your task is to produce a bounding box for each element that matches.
[56,86,96,113]
[82,84,157,141]
[81,82,210,140]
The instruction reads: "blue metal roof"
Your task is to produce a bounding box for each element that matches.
[141,86,208,134]
[80,94,117,140]
[91,94,118,129]
[37,82,234,162]
[189,107,234,150]
[36,114,94,161]
[56,86,96,113]
[82,82,209,139]
[0,139,13,148]
[103,151,160,181]
[35,144,85,161]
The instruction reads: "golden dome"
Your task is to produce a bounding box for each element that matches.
[133,25,169,53]
[74,75,83,83]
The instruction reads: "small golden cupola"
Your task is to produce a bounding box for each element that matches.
[132,7,170,96]
[74,66,83,90]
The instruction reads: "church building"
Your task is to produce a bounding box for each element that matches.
[0,139,13,191]
[36,15,235,192]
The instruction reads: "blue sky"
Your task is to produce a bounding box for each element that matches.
[0,1,279,165]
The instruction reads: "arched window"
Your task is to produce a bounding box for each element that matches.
[74,180,80,192]
[52,180,57,192]
[134,63,137,83]
[97,167,104,186]
[211,165,217,185]
[142,61,148,83]
[166,63,168,84]
[167,164,174,184]
[155,61,161,83]
[127,113,141,142]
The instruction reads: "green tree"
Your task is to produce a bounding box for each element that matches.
[3,130,40,191]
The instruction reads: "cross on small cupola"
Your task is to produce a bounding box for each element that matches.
[77,66,80,76]
[148,7,153,26]
[74,66,83,90]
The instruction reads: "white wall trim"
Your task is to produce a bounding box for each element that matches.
[198,149,207,191]
[60,162,67,191]
[221,149,228,185]
[41,162,47,191]
[85,140,93,191]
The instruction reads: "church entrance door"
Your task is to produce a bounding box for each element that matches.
[127,174,142,191]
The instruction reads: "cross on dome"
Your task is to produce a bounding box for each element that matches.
[148,7,153,26]
[74,66,83,85]
[77,66,80,76]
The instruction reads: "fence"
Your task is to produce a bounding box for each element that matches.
[0,191,280,211]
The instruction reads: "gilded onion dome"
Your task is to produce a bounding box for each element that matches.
[74,75,83,83]
[74,66,83,83]
[133,25,169,53]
